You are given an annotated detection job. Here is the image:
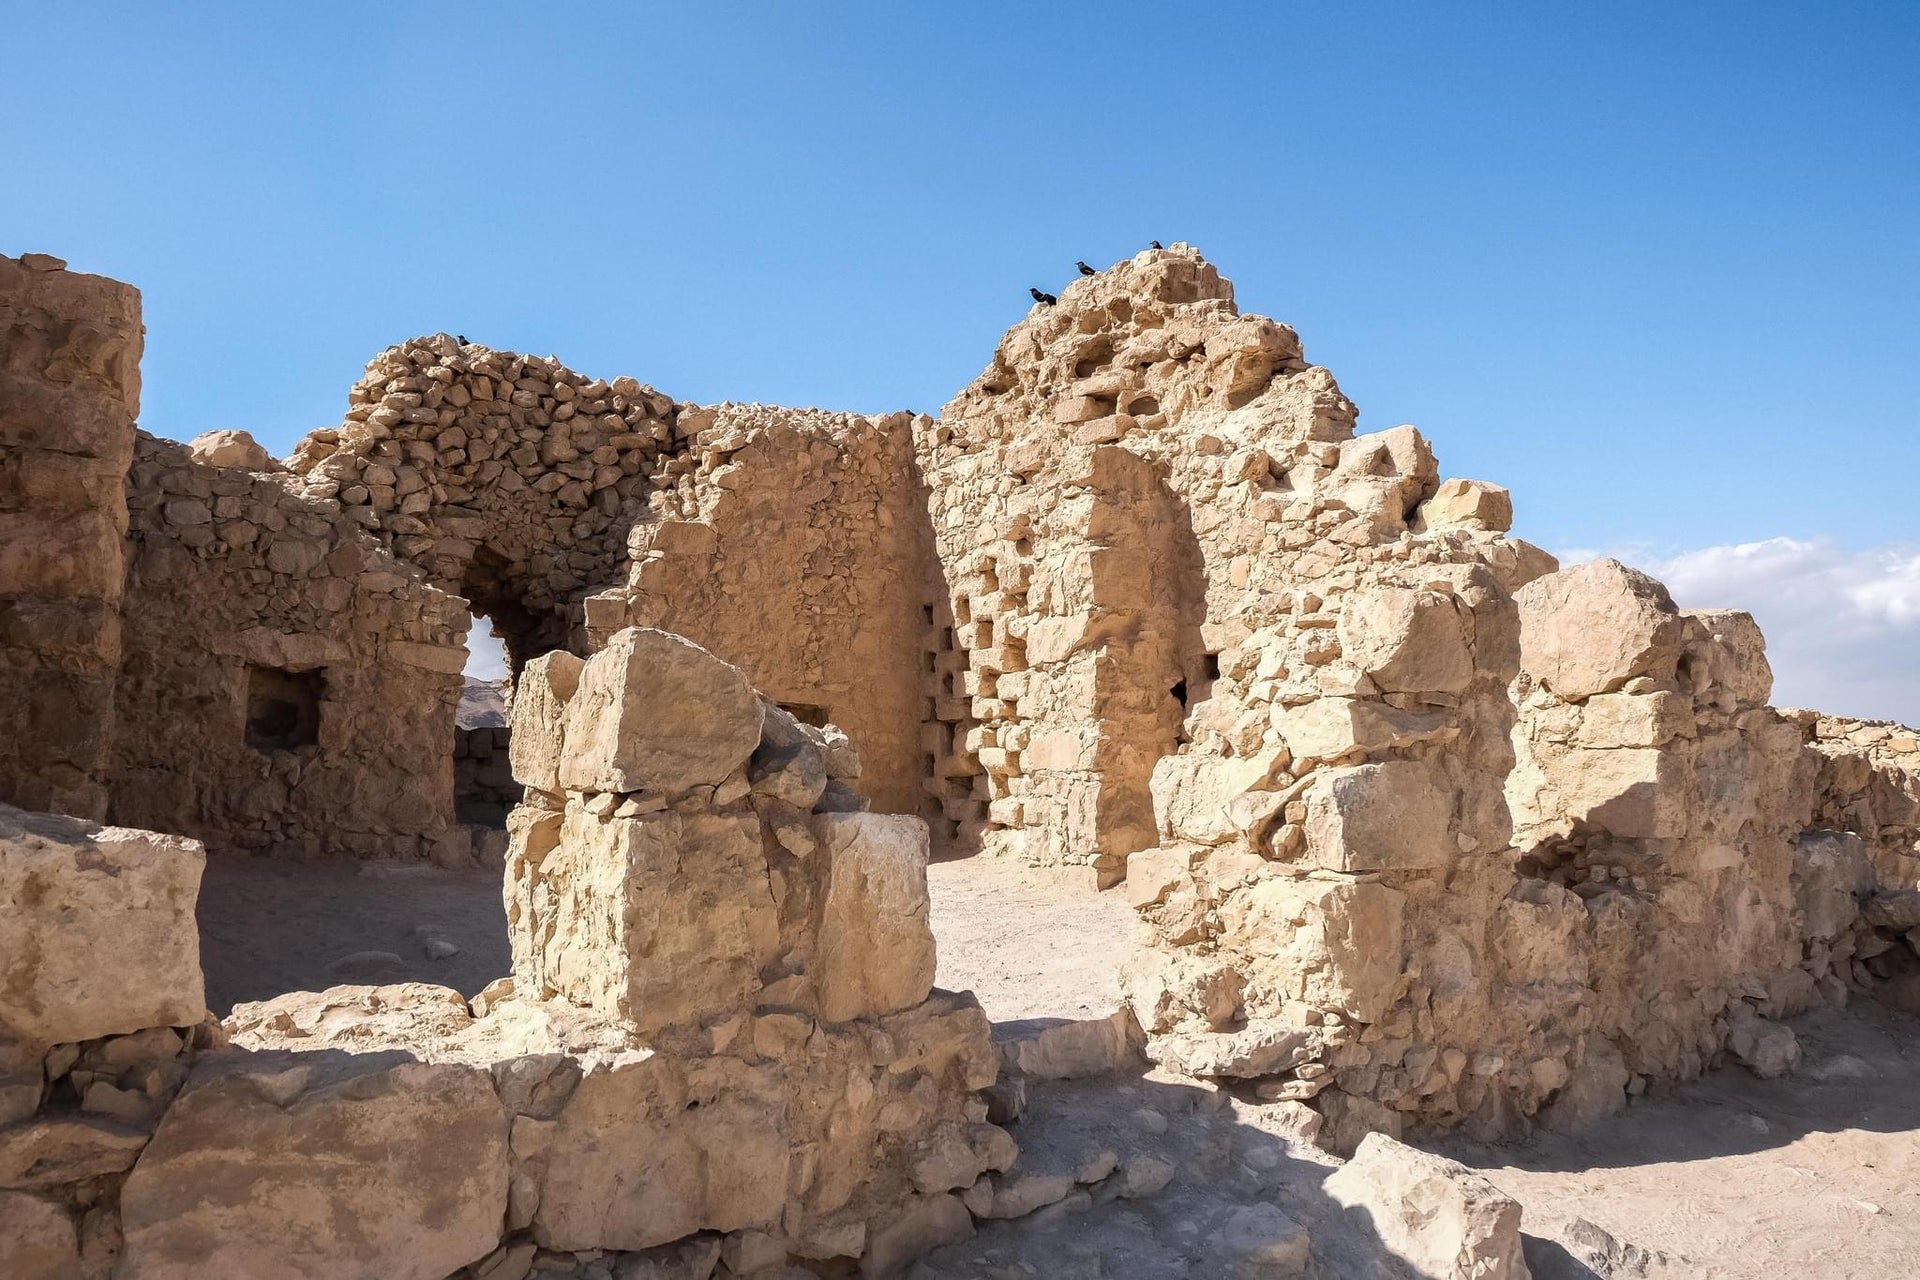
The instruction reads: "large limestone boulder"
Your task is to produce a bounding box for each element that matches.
[1324,1133,1530,1279]
[1515,559,1682,700]
[117,1049,509,1280]
[557,628,764,794]
[1420,477,1514,532]
[513,803,779,1033]
[184,428,274,471]
[0,804,205,1048]
[1300,760,1455,872]
[0,1190,79,1279]
[1219,876,1406,1022]
[1336,587,1474,695]
[509,649,584,794]
[532,1053,787,1251]
[813,813,938,1023]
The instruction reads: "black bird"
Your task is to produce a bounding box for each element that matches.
[1075,260,1096,276]
[1029,287,1057,306]
[456,334,470,346]
[1150,240,1162,250]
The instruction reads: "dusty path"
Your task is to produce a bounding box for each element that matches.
[926,854,1138,1024]
[197,848,1138,1024]
[1438,1000,1920,1278]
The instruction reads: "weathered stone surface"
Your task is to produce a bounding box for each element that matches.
[0,1114,148,1190]
[1421,477,1513,532]
[813,813,937,1023]
[1515,558,1682,700]
[1324,1133,1529,1279]
[0,804,204,1048]
[0,1190,80,1280]
[1337,586,1474,695]
[558,627,764,795]
[510,803,778,1032]
[1726,1007,1799,1079]
[184,428,273,471]
[117,1050,509,1280]
[533,1053,786,1252]
[1792,829,1873,942]
[1300,761,1454,872]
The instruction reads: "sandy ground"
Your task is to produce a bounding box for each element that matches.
[197,856,512,1013]
[196,852,1920,1276]
[1437,999,1920,1278]
[198,850,1136,1025]
[925,854,1137,1023]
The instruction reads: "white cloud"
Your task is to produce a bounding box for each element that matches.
[1556,537,1920,728]
[463,620,509,682]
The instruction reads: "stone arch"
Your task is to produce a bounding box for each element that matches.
[283,334,686,672]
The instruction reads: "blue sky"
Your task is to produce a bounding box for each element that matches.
[6,2,1917,719]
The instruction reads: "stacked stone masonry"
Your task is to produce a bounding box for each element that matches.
[4,240,1920,1210]
[0,254,142,821]
[0,635,1011,1280]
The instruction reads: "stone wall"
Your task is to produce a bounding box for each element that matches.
[284,335,683,669]
[0,252,142,820]
[112,431,470,859]
[0,631,1009,1280]
[584,404,936,817]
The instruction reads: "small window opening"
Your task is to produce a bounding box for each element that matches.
[246,666,323,752]
[1171,679,1189,708]
[1202,653,1221,682]
[780,702,831,728]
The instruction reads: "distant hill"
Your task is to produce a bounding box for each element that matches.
[459,677,508,729]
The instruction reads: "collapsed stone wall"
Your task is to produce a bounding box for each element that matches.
[929,249,1920,1147]
[113,430,471,859]
[0,631,1011,1280]
[0,253,142,820]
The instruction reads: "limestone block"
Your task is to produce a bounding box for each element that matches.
[1515,559,1682,700]
[1574,691,1693,748]
[0,1113,149,1190]
[558,628,763,794]
[0,804,205,1048]
[1272,697,1453,760]
[534,1053,786,1251]
[1421,477,1513,532]
[117,1051,508,1280]
[1685,608,1772,707]
[1541,746,1685,840]
[185,428,273,471]
[1150,749,1288,846]
[1791,829,1874,941]
[517,805,778,1033]
[1299,761,1454,872]
[0,1190,79,1279]
[813,813,936,1023]
[1336,587,1473,694]
[1726,1007,1799,1079]
[509,650,585,794]
[1219,876,1405,1021]
[1212,1202,1312,1277]
[1323,1133,1528,1280]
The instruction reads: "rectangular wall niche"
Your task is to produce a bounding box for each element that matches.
[245,666,324,752]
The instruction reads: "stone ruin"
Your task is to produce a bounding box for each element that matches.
[3,243,1920,1276]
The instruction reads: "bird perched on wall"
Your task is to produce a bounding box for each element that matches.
[1029,287,1057,306]
[1075,261,1096,276]
[456,334,470,346]
[1150,240,1162,250]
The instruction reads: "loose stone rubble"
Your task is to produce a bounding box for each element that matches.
[3,244,1920,1275]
